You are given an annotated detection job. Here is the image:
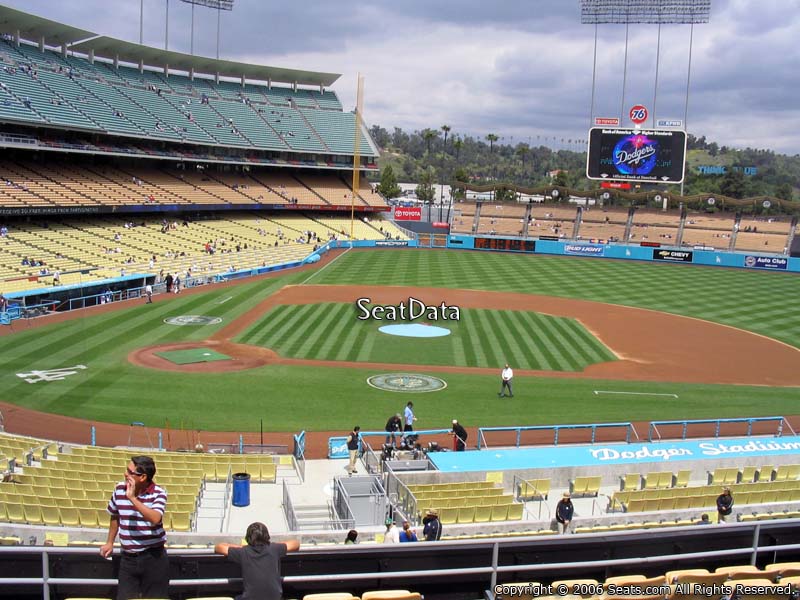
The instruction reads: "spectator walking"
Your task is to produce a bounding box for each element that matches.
[383,518,400,544]
[144,284,153,304]
[346,426,360,475]
[165,273,173,293]
[498,363,514,398]
[101,456,169,600]
[215,521,300,600]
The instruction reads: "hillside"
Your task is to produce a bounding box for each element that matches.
[369,126,799,201]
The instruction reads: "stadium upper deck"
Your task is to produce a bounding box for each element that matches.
[0,6,378,163]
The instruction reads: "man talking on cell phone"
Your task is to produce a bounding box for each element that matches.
[101,456,169,600]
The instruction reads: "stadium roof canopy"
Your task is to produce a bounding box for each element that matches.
[0,4,95,45]
[0,4,341,87]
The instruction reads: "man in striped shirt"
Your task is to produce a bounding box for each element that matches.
[101,456,169,600]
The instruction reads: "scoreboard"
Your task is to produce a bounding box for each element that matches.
[586,127,687,184]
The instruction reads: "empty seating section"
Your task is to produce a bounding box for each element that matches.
[0,436,283,530]
[300,109,373,155]
[611,479,800,513]
[405,481,524,524]
[517,478,550,500]
[264,107,327,152]
[0,66,99,131]
[570,476,602,497]
[249,172,326,205]
[0,40,372,157]
[296,174,358,205]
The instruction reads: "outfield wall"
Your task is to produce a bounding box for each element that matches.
[446,235,800,273]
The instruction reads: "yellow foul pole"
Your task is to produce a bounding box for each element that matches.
[350,73,364,241]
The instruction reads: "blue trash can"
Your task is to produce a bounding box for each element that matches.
[232,472,251,507]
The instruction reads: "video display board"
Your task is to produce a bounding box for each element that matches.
[586,128,687,184]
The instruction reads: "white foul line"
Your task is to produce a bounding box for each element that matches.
[594,390,679,398]
[217,296,233,304]
[300,245,351,286]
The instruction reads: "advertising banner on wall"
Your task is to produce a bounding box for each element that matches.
[564,244,605,257]
[394,206,422,221]
[653,249,693,262]
[744,256,788,270]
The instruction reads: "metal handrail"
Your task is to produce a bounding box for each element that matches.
[477,422,635,449]
[647,416,789,442]
[3,535,800,599]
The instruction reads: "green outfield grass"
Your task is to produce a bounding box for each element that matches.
[0,248,798,433]
[238,303,616,371]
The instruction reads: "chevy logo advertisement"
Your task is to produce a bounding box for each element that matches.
[653,249,693,263]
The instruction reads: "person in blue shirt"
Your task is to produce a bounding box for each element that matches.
[399,520,417,543]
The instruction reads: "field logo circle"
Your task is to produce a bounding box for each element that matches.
[164,315,222,326]
[367,373,447,393]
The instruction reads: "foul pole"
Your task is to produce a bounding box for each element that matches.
[350,73,364,241]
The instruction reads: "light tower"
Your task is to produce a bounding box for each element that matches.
[179,0,235,58]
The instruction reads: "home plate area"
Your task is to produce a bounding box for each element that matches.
[154,348,233,365]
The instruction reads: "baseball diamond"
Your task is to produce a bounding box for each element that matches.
[1,248,799,448]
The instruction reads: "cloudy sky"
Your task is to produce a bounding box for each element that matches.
[2,1,799,154]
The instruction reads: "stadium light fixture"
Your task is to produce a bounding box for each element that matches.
[580,0,711,24]
[179,0,234,10]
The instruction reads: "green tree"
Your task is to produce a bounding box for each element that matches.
[553,170,569,188]
[441,125,451,153]
[376,165,402,199]
[516,143,530,167]
[452,137,464,162]
[415,167,436,203]
[720,168,746,199]
[486,133,499,153]
[422,128,438,155]
[776,183,794,201]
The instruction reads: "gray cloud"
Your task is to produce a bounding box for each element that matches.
[1,0,799,153]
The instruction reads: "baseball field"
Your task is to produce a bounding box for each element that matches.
[1,248,799,444]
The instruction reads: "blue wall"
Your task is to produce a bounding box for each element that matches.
[446,235,800,273]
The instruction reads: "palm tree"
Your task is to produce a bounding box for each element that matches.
[441,125,451,153]
[422,129,437,155]
[486,133,499,153]
[452,137,464,162]
[516,143,530,168]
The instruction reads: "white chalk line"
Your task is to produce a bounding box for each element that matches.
[217,296,233,304]
[300,245,351,286]
[594,390,679,398]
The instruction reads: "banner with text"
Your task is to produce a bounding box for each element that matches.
[744,255,788,270]
[394,206,422,221]
[565,244,605,257]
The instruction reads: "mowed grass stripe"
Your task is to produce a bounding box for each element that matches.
[545,316,592,371]
[306,304,353,358]
[461,311,489,367]
[516,312,554,370]
[294,304,347,358]
[335,320,366,362]
[497,310,538,370]
[561,318,615,363]
[268,304,319,349]
[473,309,503,368]
[241,304,294,345]
[281,304,334,356]
[530,312,578,371]
[530,313,564,371]
[450,325,468,367]
[484,310,529,369]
